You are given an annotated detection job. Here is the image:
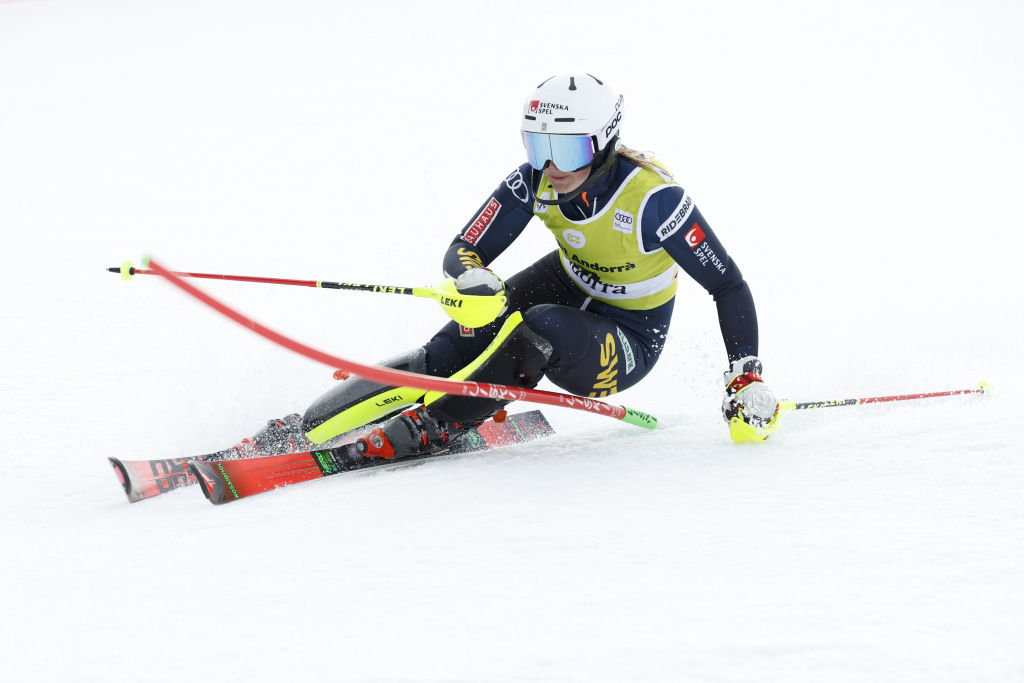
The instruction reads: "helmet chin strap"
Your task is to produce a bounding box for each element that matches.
[530,138,619,207]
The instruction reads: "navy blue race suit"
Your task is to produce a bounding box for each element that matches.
[422,156,759,398]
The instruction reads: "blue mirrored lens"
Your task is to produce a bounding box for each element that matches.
[522,132,595,172]
[523,132,552,171]
[548,135,595,172]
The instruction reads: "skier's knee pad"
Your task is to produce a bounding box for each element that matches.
[424,311,553,425]
[302,347,427,444]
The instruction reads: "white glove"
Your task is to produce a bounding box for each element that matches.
[453,267,508,320]
[722,356,779,439]
[454,267,505,297]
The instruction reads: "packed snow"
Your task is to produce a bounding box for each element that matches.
[2,1,1022,681]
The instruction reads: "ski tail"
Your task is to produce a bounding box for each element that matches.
[108,421,369,504]
[109,455,202,503]
[109,457,135,500]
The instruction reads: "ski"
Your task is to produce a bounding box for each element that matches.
[109,453,207,503]
[109,410,553,503]
[109,416,378,503]
[109,427,368,503]
[187,410,555,505]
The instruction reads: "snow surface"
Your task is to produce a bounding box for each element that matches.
[2,1,1023,681]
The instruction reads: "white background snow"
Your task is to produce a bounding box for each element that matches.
[2,0,1023,680]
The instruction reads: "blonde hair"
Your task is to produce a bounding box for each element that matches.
[616,143,669,176]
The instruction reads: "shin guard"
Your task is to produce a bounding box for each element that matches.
[301,347,427,444]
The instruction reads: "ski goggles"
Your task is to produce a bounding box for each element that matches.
[522,132,596,172]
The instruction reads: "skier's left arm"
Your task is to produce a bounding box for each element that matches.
[641,186,780,440]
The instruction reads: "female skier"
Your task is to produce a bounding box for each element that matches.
[240,72,780,460]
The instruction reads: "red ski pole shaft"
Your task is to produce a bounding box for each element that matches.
[107,262,415,294]
[783,383,989,411]
[143,257,659,429]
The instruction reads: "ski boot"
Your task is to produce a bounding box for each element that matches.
[354,311,552,460]
[355,406,476,459]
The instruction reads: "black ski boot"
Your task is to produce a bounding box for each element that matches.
[355,406,475,460]
[219,413,311,459]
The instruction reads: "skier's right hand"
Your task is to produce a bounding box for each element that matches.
[455,267,506,297]
[454,268,508,319]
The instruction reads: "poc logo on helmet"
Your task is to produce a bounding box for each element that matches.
[602,94,624,140]
[605,111,622,138]
[685,224,706,248]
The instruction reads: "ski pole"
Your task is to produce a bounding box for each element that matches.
[730,382,990,443]
[107,259,507,329]
[779,383,989,414]
[140,256,659,429]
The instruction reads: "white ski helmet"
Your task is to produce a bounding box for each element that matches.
[521,73,623,173]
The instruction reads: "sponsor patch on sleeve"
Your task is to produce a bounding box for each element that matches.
[656,192,694,242]
[684,224,705,248]
[504,169,530,204]
[463,197,501,245]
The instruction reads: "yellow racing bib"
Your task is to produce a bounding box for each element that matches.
[534,164,679,310]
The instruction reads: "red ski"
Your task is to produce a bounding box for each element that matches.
[109,455,204,503]
[187,410,554,505]
[110,410,553,503]
[109,426,367,504]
